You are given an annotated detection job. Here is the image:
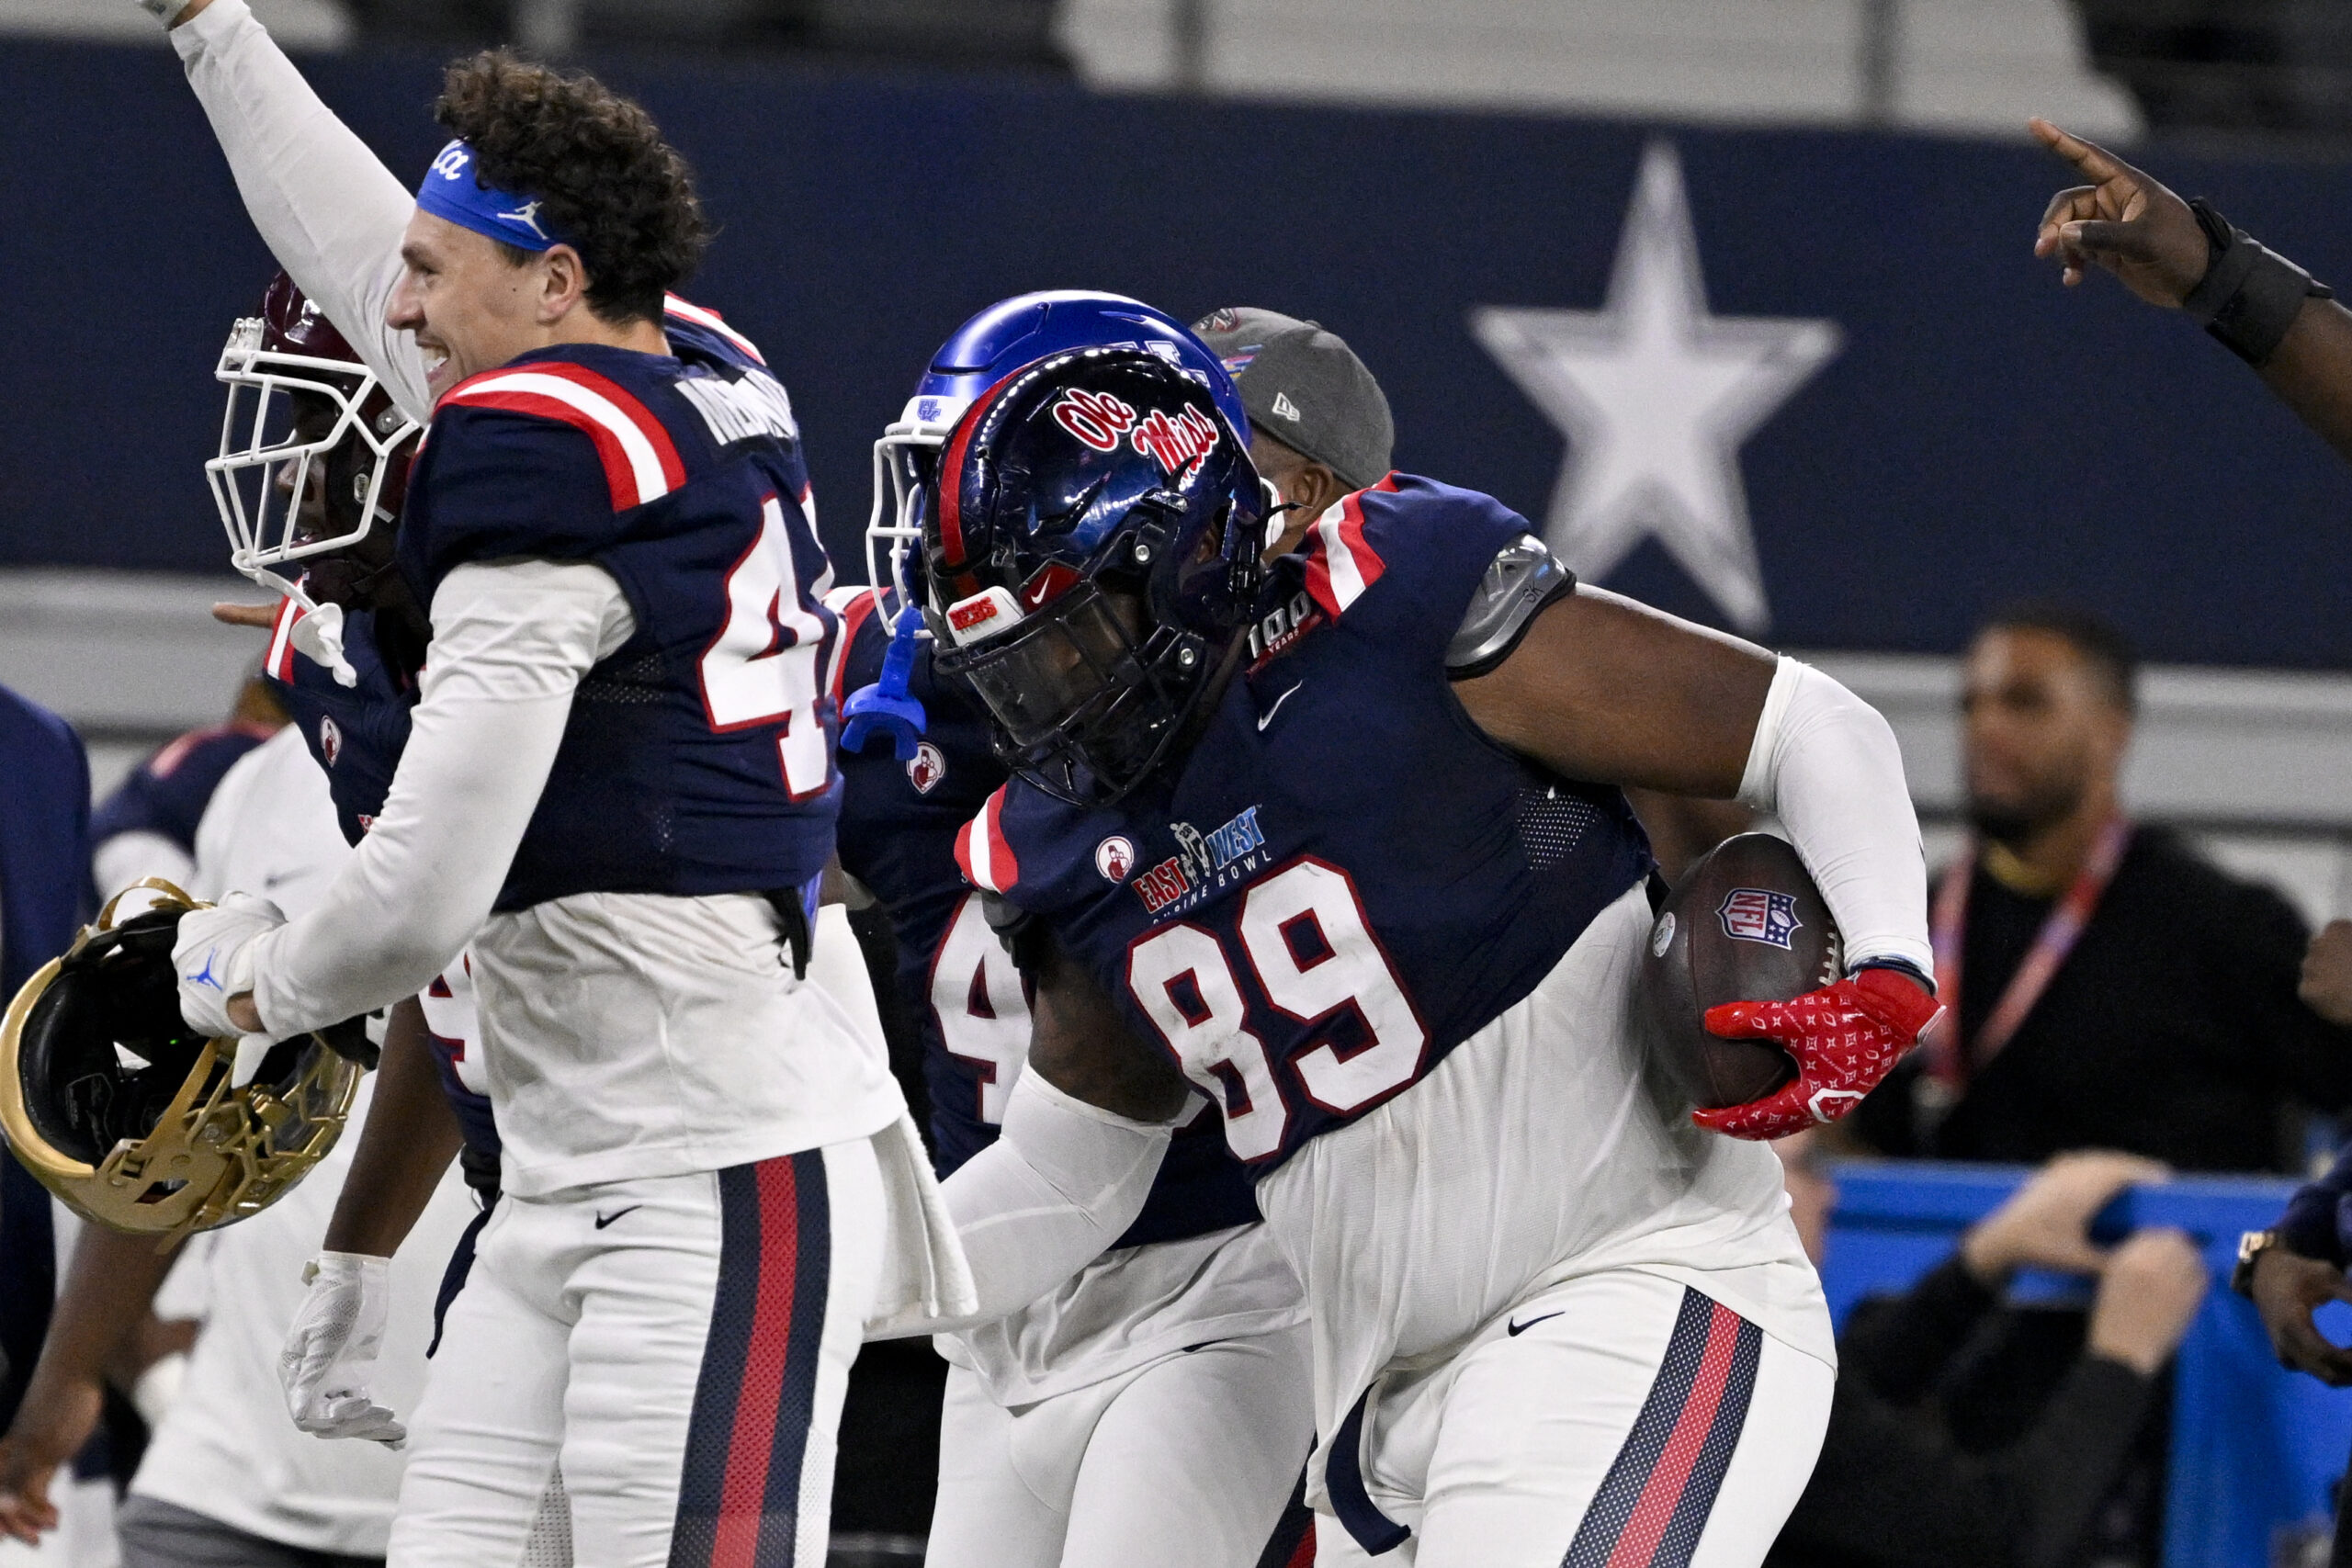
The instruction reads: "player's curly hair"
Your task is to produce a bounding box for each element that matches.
[434,51,710,325]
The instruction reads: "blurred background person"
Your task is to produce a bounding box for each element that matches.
[1851,603,2352,1171]
[86,674,284,900]
[0,721,477,1568]
[0,683,98,1568]
[1767,1139,2208,1568]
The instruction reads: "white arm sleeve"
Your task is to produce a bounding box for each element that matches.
[171,0,432,423]
[1736,656,1934,977]
[246,560,635,1032]
[933,1070,1172,1325]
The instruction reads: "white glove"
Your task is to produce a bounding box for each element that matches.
[278,1253,405,1447]
[173,891,287,1055]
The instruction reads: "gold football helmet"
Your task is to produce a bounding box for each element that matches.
[0,881,363,1245]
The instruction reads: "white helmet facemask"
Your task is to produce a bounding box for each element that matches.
[205,316,418,606]
[865,394,971,628]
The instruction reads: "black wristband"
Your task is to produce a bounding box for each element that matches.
[2182,198,2332,367]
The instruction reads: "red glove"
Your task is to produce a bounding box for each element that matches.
[1690,966,1946,1140]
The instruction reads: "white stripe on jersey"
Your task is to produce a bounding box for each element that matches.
[454,371,677,505]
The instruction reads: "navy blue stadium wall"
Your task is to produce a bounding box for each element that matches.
[6,37,2352,667]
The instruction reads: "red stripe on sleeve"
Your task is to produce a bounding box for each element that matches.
[830,591,882,705]
[954,817,980,888]
[1335,491,1388,592]
[449,387,646,510]
[266,597,305,683]
[984,790,1021,890]
[521,361,688,492]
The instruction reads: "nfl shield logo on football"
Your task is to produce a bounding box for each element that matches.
[1716,886,1801,950]
[319,715,343,767]
[1095,836,1136,884]
[905,740,947,795]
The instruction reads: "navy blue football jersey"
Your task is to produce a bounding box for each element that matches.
[257,299,797,1186]
[827,592,1261,1247]
[90,723,274,855]
[958,475,1654,1171]
[395,309,837,912]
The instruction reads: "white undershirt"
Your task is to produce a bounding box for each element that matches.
[173,0,428,422]
[247,558,631,1034]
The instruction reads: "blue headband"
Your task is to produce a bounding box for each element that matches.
[414,140,571,253]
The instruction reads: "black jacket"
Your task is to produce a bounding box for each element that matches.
[1768,1259,2159,1568]
[1857,826,2352,1171]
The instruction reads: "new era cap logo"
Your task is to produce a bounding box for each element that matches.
[1271,391,1302,421]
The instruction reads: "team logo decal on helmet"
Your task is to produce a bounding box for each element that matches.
[0,882,368,1243]
[862,290,1250,629]
[922,345,1267,807]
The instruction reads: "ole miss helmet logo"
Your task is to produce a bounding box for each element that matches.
[1717,887,1802,950]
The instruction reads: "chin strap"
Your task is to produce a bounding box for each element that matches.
[258,571,359,688]
[841,605,930,760]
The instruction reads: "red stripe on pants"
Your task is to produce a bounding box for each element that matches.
[711,1158,803,1567]
[1604,1304,1743,1568]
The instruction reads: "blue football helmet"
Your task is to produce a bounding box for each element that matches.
[864,290,1249,625]
[843,290,1251,761]
[922,346,1267,807]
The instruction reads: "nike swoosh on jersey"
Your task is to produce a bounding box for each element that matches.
[593,1205,641,1230]
[1257,682,1302,732]
[1506,1310,1565,1337]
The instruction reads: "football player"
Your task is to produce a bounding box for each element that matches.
[831,296,1423,1568]
[915,344,1944,1567]
[141,5,963,1565]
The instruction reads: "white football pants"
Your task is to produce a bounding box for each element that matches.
[389,1139,885,1568]
[926,1322,1316,1568]
[1315,1270,1832,1568]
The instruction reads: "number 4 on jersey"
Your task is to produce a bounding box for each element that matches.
[931,892,1034,1123]
[698,492,831,798]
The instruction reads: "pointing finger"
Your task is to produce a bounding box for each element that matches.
[2030,118,2141,188]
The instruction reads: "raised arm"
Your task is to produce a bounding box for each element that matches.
[2029,118,2352,465]
[162,0,432,422]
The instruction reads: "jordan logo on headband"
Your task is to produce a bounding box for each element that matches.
[497,201,548,241]
[415,139,571,254]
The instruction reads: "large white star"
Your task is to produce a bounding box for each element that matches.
[1469,141,1841,632]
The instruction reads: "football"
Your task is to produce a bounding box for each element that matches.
[1639,833,1843,1111]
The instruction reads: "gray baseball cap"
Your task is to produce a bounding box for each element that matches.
[1192,308,1394,491]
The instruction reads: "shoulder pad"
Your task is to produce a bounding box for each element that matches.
[436,363,687,512]
[1444,535,1575,678]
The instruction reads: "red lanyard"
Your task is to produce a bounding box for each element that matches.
[1928,818,2132,1088]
